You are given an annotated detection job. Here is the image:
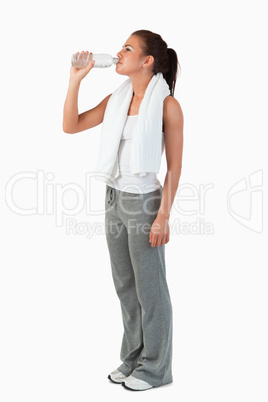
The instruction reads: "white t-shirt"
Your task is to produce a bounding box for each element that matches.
[106,115,165,194]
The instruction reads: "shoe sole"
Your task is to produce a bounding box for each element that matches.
[121,381,153,391]
[107,375,124,384]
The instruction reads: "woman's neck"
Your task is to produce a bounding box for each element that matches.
[130,73,154,98]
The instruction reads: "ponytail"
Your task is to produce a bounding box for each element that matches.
[164,48,181,96]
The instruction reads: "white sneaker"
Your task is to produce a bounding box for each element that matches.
[122,375,153,391]
[108,369,127,384]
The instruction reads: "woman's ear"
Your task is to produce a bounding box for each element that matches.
[143,55,154,69]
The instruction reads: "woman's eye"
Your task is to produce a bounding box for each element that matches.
[126,48,131,51]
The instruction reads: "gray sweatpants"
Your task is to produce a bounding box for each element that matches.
[104,184,173,387]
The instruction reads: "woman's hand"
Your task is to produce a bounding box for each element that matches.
[149,215,170,247]
[69,51,95,83]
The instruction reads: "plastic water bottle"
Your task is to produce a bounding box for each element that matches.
[71,52,119,68]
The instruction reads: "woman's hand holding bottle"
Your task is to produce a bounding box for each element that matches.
[69,51,95,83]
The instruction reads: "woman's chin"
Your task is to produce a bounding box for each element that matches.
[115,69,128,76]
[115,64,125,75]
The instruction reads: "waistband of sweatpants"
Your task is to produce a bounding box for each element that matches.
[105,184,163,197]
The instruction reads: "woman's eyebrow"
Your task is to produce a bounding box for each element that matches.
[122,44,134,49]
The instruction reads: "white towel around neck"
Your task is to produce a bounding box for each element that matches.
[94,72,170,183]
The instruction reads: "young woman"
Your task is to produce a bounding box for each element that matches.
[63,29,184,391]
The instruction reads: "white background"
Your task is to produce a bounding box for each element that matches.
[1,0,267,401]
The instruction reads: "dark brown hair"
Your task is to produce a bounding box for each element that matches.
[131,29,181,96]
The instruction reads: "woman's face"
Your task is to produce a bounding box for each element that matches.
[116,35,151,76]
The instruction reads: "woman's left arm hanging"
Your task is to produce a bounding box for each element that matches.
[149,96,184,247]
